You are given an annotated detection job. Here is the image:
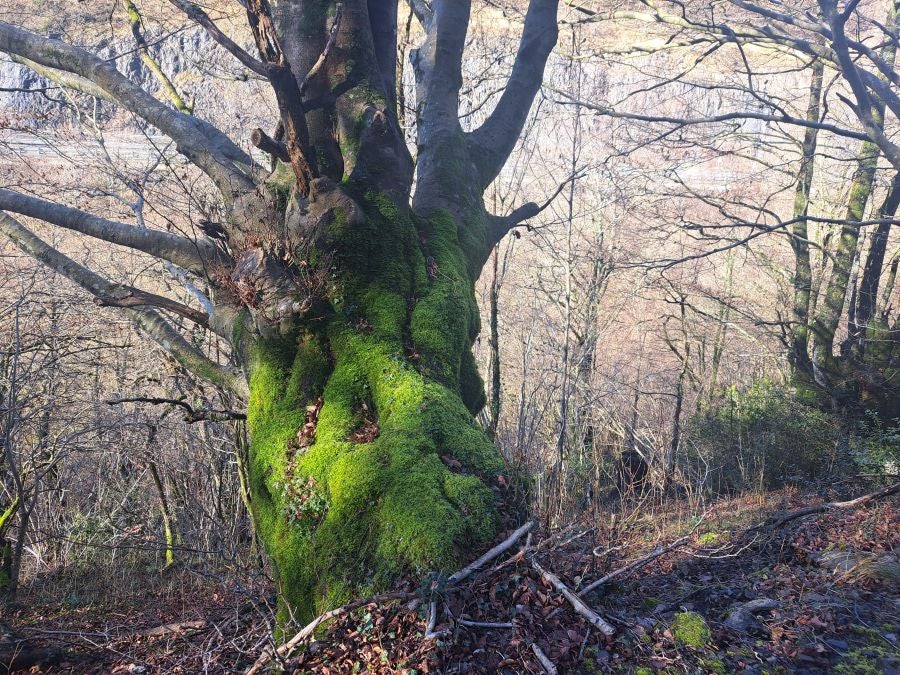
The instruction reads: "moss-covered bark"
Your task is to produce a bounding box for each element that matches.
[0,498,18,592]
[244,190,503,623]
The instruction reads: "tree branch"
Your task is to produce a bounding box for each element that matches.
[93,286,209,329]
[0,22,254,196]
[0,212,247,397]
[0,189,227,276]
[166,0,268,77]
[413,0,472,124]
[250,127,290,164]
[8,55,115,102]
[467,0,560,187]
[106,396,246,422]
[486,172,577,248]
[548,88,870,142]
[244,0,321,194]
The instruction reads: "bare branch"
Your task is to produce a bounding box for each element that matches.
[467,0,560,187]
[487,172,578,248]
[250,128,290,164]
[166,0,268,76]
[106,396,246,422]
[548,88,870,142]
[0,212,247,397]
[298,5,343,99]
[93,286,210,329]
[0,22,255,196]
[8,55,115,102]
[244,0,320,193]
[0,189,227,276]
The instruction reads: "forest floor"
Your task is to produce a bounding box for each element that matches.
[3,484,898,674]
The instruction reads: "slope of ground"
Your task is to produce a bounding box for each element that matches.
[3,485,898,674]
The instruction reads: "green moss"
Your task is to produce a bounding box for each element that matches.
[672,612,712,649]
[246,189,503,623]
[698,532,720,545]
[834,646,896,675]
[698,656,727,674]
[410,210,480,387]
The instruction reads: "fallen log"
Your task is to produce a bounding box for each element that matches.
[756,481,900,530]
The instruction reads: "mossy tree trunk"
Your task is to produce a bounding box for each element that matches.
[226,1,559,623]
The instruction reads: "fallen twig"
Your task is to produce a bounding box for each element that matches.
[447,521,534,585]
[578,534,692,597]
[531,558,616,636]
[531,643,558,675]
[423,601,447,640]
[245,591,411,674]
[457,619,513,629]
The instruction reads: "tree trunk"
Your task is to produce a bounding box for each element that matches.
[242,187,503,623]
[790,58,824,380]
[488,245,502,439]
[0,0,560,625]
[853,171,900,359]
[811,0,898,379]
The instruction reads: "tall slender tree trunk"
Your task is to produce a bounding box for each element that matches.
[488,245,502,439]
[853,171,900,359]
[790,58,824,380]
[812,0,898,378]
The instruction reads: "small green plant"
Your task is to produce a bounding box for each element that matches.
[274,474,330,530]
[849,411,900,476]
[698,532,720,545]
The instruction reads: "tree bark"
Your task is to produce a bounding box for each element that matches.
[790,58,824,380]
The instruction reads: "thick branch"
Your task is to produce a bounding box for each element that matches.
[93,286,209,329]
[0,212,247,397]
[467,0,560,187]
[8,55,115,102]
[250,127,290,163]
[414,0,472,125]
[0,22,254,196]
[245,0,320,193]
[0,189,226,275]
[166,0,268,76]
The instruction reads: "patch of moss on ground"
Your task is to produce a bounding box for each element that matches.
[698,656,727,674]
[834,646,896,675]
[672,611,712,649]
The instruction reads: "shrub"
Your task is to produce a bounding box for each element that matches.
[686,379,841,492]
[848,411,900,478]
